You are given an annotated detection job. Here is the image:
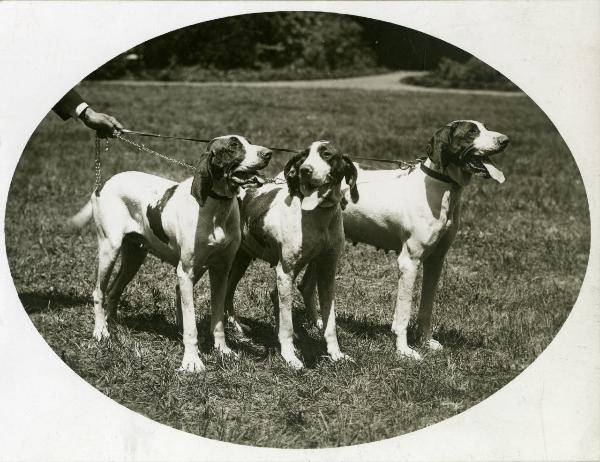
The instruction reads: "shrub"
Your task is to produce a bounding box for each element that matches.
[404,57,520,91]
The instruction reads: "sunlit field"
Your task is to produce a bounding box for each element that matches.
[5,82,589,448]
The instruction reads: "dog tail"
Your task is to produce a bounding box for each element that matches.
[67,200,93,230]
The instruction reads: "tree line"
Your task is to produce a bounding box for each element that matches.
[91,12,471,79]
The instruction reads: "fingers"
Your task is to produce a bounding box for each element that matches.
[82,108,124,138]
[96,114,124,138]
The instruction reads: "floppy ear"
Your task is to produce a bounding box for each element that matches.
[210,137,243,179]
[426,124,454,170]
[190,152,212,206]
[284,150,308,197]
[343,155,359,204]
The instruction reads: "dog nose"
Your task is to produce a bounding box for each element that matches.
[300,164,313,177]
[259,149,272,161]
[498,135,510,147]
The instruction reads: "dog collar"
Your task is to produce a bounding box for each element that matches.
[207,190,234,201]
[420,163,458,186]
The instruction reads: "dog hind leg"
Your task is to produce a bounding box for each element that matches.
[416,248,450,351]
[92,237,121,341]
[209,261,237,357]
[105,237,147,319]
[224,249,253,335]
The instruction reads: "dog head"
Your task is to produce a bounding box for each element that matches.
[284,140,358,211]
[191,135,272,206]
[426,120,509,185]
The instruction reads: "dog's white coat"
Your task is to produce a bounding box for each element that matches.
[70,135,269,372]
[226,141,352,369]
[340,121,509,359]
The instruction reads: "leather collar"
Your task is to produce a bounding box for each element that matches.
[207,189,234,201]
[420,161,458,186]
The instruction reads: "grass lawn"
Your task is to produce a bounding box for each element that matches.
[5,82,589,448]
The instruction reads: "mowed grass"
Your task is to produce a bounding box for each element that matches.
[5,82,589,448]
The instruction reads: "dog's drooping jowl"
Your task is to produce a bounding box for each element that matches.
[224,141,359,369]
[69,135,272,372]
[306,120,509,359]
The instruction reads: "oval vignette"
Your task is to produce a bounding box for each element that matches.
[4,11,590,449]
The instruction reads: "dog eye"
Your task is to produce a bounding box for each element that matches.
[321,150,331,159]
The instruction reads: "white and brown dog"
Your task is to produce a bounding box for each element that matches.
[69,135,272,372]
[224,141,359,369]
[305,120,509,359]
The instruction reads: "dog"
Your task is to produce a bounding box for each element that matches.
[304,120,509,360]
[68,135,272,372]
[224,140,359,369]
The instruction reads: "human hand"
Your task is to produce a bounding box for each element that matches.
[81,107,124,138]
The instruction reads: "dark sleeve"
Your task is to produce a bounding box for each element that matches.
[52,89,85,120]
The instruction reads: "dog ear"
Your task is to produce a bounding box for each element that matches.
[210,137,244,178]
[284,150,308,197]
[343,155,359,204]
[426,124,454,170]
[190,152,212,206]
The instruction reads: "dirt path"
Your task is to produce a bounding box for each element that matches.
[97,71,524,97]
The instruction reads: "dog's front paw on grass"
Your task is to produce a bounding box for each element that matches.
[396,346,423,361]
[281,351,304,370]
[178,354,205,373]
[329,350,354,363]
[216,344,239,359]
[92,325,110,341]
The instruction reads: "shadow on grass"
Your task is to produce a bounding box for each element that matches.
[18,291,89,314]
[434,326,484,349]
[337,316,392,338]
[337,315,482,350]
[119,310,330,368]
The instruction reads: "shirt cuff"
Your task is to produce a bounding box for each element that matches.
[71,102,89,120]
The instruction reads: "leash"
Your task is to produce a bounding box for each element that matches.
[92,133,289,194]
[92,133,196,195]
[115,133,196,170]
[354,155,426,171]
[121,129,302,154]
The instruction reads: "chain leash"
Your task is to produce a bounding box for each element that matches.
[114,133,197,170]
[94,136,110,195]
[92,133,422,193]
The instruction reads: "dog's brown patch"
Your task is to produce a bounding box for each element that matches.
[146,185,177,244]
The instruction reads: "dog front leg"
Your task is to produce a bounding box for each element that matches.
[392,244,422,360]
[176,262,204,372]
[316,255,350,362]
[209,264,236,357]
[298,262,322,329]
[276,262,303,369]
[417,252,447,351]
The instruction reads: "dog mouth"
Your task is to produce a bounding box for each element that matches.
[464,146,507,183]
[229,168,265,187]
[301,182,337,210]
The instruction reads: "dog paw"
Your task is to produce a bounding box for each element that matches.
[330,351,354,363]
[178,354,205,373]
[315,317,324,330]
[397,347,423,361]
[227,316,249,335]
[92,325,110,341]
[426,338,444,351]
[282,351,304,370]
[217,344,238,358]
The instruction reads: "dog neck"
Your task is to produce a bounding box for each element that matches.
[208,177,237,201]
[422,158,471,188]
[299,199,341,231]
